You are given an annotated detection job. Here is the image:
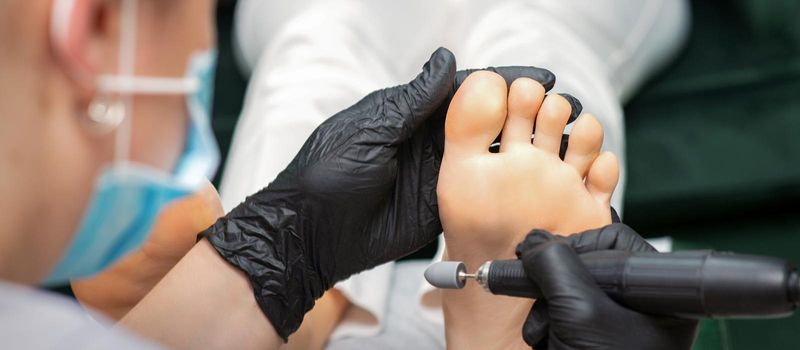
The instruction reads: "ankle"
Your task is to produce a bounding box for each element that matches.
[442,286,532,350]
[441,245,531,349]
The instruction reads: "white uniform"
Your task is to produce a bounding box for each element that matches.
[0,282,162,349]
[221,0,690,345]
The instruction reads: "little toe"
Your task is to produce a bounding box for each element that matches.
[586,151,620,206]
[564,114,604,178]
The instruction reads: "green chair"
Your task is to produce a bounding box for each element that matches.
[624,0,800,349]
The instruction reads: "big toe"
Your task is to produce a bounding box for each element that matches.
[445,71,508,157]
[564,114,604,178]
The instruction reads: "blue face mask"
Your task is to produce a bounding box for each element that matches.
[42,51,220,286]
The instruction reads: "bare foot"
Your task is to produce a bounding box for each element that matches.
[437,71,619,349]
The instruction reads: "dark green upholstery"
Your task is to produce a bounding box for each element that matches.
[211,2,248,187]
[212,1,800,348]
[624,0,800,349]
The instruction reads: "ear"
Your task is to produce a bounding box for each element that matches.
[49,0,117,99]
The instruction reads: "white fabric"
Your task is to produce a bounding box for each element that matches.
[325,261,446,350]
[0,282,163,349]
[224,2,403,339]
[225,0,689,340]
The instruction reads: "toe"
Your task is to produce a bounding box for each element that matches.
[532,94,572,155]
[586,152,619,205]
[445,71,508,156]
[564,114,604,178]
[500,78,545,152]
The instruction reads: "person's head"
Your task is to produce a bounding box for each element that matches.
[0,0,216,284]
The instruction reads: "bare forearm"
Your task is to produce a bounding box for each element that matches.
[121,240,282,350]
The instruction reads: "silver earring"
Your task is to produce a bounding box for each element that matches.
[86,96,125,134]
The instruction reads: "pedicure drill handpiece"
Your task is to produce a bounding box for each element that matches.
[425,250,800,319]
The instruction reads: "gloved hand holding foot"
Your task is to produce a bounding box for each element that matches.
[200,47,569,340]
[516,225,699,350]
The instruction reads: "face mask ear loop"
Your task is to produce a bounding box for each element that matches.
[114,0,138,164]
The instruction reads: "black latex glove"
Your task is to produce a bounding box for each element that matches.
[516,224,699,350]
[201,47,579,340]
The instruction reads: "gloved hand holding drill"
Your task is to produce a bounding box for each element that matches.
[516,224,699,350]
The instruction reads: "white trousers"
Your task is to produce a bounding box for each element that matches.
[221,0,690,341]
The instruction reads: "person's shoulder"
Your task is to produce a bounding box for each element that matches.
[0,281,164,349]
